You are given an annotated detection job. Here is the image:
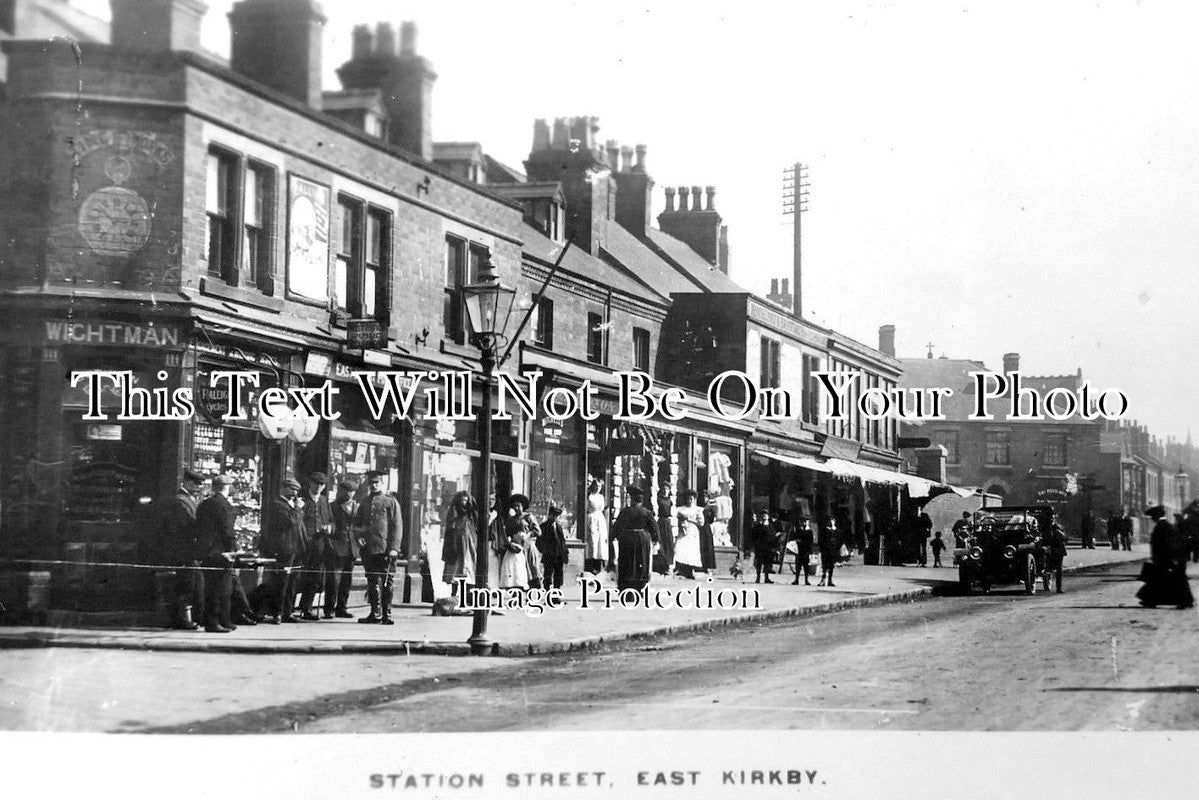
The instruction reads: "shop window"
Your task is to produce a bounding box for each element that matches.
[532,296,554,348]
[985,430,1011,465]
[206,150,238,279]
[633,327,651,372]
[242,163,273,288]
[1043,433,1068,466]
[0,0,14,34]
[586,312,606,365]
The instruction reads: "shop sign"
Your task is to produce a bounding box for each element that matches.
[1036,488,1069,503]
[43,320,180,348]
[819,436,862,461]
[304,352,333,378]
[346,319,388,350]
[195,341,282,370]
[85,424,122,441]
[591,395,621,417]
[196,382,231,426]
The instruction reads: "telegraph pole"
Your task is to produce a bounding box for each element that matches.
[782,162,809,318]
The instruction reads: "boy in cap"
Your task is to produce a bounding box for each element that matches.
[537,503,570,590]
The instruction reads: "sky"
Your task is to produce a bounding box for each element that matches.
[75,0,1199,442]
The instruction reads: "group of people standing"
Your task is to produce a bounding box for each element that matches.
[159,468,402,632]
[745,509,843,587]
[1136,504,1195,610]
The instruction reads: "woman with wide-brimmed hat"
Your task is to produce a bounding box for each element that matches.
[498,493,538,589]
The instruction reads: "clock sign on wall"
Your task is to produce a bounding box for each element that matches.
[78,156,153,257]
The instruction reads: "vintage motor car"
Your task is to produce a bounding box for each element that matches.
[955,505,1055,594]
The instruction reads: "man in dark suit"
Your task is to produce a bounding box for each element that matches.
[613,486,656,592]
[160,469,205,630]
[257,477,307,624]
[354,470,402,625]
[327,480,359,618]
[297,472,335,621]
[195,474,238,632]
[537,504,569,590]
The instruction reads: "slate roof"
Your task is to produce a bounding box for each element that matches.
[522,223,667,304]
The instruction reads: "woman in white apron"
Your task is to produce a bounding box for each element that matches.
[584,478,609,574]
[674,489,705,579]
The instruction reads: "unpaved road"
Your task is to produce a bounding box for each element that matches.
[3,563,1197,733]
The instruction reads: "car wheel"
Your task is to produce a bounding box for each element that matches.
[1024,555,1037,595]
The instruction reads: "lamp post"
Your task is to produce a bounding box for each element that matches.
[461,254,518,655]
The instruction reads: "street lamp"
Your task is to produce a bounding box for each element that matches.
[461,254,518,655]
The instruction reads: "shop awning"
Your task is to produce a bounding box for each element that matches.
[755,449,974,499]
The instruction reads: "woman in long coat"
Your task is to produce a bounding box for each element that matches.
[441,491,477,587]
[1137,505,1195,609]
[584,478,609,574]
[697,489,717,572]
[653,488,675,575]
[674,489,706,579]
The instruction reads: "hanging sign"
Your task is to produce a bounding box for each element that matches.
[346,319,388,350]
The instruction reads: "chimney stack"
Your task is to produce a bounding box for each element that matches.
[1003,352,1020,374]
[335,18,437,159]
[229,0,326,108]
[658,180,726,269]
[111,0,207,53]
[765,277,792,310]
[878,324,896,358]
[664,187,675,212]
[524,114,614,255]
[634,144,647,173]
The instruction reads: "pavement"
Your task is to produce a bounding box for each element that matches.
[0,545,1147,656]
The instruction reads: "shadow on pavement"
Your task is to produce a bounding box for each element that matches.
[1048,686,1199,694]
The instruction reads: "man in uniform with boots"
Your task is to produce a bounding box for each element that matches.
[195,474,238,632]
[354,471,401,625]
[160,469,205,630]
[327,480,359,618]
[258,477,307,624]
[297,472,334,621]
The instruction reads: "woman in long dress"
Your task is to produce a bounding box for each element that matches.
[499,494,536,590]
[653,488,675,575]
[584,478,609,574]
[697,489,717,572]
[441,491,477,588]
[674,489,706,579]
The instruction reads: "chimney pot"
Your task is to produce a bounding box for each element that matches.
[399,20,417,56]
[1003,352,1020,374]
[375,22,396,56]
[620,145,633,172]
[664,187,676,212]
[551,118,569,149]
[532,119,550,152]
[678,186,690,211]
[690,186,703,211]
[770,278,779,294]
[606,140,620,171]
[351,23,373,59]
[634,143,647,172]
[781,278,789,293]
[705,185,715,211]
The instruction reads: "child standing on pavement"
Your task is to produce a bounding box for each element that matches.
[746,509,779,584]
[931,531,946,567]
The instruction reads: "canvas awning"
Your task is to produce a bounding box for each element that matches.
[755,450,974,498]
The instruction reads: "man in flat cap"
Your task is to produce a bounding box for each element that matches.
[195,474,238,632]
[257,477,308,623]
[159,468,206,630]
[612,485,656,592]
[353,470,402,625]
[297,472,335,621]
[327,480,360,618]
